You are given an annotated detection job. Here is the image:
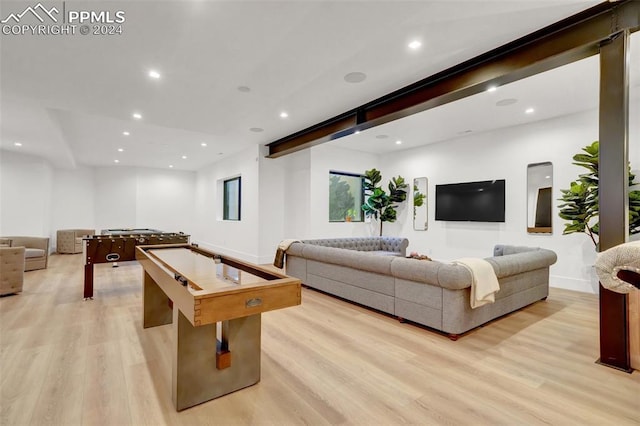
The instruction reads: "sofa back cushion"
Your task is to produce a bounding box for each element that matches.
[301,237,408,255]
[301,244,394,275]
[486,249,557,278]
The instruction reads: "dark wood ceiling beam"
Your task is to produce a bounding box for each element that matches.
[266,0,640,159]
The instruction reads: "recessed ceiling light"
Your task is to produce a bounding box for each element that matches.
[123,131,130,136]
[117,148,124,152]
[169,165,174,168]
[133,112,142,120]
[344,72,366,83]
[201,142,207,147]
[487,86,497,93]
[395,140,402,145]
[250,127,264,132]
[237,86,251,93]
[408,40,422,50]
[279,112,288,119]
[182,155,187,159]
[148,70,161,79]
[354,130,361,134]
[114,159,120,163]
[375,134,388,139]
[545,175,551,179]
[14,142,22,147]
[218,152,223,155]
[496,98,518,107]
[525,108,535,114]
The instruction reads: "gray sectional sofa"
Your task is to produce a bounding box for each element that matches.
[285,239,557,339]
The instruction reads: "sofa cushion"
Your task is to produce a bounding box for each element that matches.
[390,257,442,284]
[299,237,409,256]
[25,248,45,259]
[486,250,557,278]
[301,245,394,275]
[0,238,11,247]
[436,264,473,290]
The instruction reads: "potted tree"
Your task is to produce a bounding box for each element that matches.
[362,168,408,236]
[558,141,640,248]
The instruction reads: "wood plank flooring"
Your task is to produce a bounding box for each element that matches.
[1,253,638,425]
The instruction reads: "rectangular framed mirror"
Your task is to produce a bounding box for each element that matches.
[527,162,553,234]
[414,177,428,231]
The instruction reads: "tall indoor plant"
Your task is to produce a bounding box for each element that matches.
[362,168,408,236]
[558,141,640,248]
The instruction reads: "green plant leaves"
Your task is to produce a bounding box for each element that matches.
[362,169,408,235]
[558,140,639,247]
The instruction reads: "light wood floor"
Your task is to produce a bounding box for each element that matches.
[1,254,638,426]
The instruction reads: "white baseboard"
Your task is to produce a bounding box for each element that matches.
[550,274,598,294]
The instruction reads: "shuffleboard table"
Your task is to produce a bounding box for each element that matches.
[136,244,301,411]
[83,230,189,299]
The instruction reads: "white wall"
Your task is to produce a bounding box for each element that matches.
[194,146,260,262]
[279,149,312,240]
[0,153,196,250]
[93,167,138,231]
[50,166,95,251]
[92,166,196,234]
[0,150,53,237]
[380,109,604,293]
[257,146,286,264]
[135,168,195,235]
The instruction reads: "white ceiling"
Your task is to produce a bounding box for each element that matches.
[0,0,616,170]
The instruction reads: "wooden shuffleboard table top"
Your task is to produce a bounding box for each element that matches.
[136,244,301,325]
[145,247,268,293]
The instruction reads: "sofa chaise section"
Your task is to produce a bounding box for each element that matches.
[392,245,556,338]
[286,240,557,339]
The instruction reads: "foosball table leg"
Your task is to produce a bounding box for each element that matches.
[84,264,94,300]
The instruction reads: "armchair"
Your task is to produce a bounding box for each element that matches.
[2,236,49,271]
[57,229,95,254]
[0,246,25,295]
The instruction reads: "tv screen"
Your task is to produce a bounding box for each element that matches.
[435,180,505,222]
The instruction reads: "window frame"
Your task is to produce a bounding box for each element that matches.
[223,176,241,221]
[328,170,364,223]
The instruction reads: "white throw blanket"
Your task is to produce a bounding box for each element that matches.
[595,241,640,294]
[278,239,300,251]
[453,258,500,309]
[273,239,300,269]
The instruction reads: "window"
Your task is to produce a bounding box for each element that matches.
[329,171,363,222]
[223,176,241,221]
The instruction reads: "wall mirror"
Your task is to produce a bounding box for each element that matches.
[413,177,428,231]
[527,162,553,234]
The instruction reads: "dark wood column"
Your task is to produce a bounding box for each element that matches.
[598,31,631,372]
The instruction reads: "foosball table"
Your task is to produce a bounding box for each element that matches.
[83,229,189,299]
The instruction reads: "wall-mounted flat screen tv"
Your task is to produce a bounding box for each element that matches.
[435,179,506,222]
